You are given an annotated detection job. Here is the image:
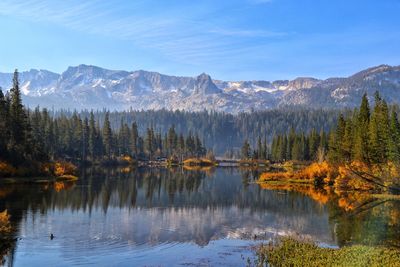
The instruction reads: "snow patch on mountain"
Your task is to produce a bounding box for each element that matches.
[0,64,399,112]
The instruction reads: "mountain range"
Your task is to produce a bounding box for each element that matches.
[0,64,399,113]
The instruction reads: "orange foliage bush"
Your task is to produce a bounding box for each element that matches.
[260,160,399,193]
[119,156,135,164]
[294,162,332,181]
[54,161,77,177]
[259,161,334,184]
[183,158,214,166]
[334,161,376,192]
[0,210,11,234]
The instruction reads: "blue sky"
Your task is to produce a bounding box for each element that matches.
[0,0,399,80]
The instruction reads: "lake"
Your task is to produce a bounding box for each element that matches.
[1,167,399,266]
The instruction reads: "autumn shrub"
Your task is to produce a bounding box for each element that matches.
[293,162,332,181]
[259,161,334,184]
[54,161,77,177]
[117,155,135,165]
[334,161,377,192]
[183,158,214,166]
[0,210,11,234]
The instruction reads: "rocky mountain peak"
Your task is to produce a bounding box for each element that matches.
[0,64,399,112]
[194,73,220,94]
[287,77,321,90]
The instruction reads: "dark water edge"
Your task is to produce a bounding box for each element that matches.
[1,167,399,266]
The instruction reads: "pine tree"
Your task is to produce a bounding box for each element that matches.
[102,112,113,160]
[308,128,320,160]
[257,136,263,159]
[118,120,130,156]
[82,118,89,162]
[353,93,371,162]
[369,93,390,163]
[262,136,268,160]
[137,136,144,157]
[88,112,97,161]
[292,136,301,161]
[281,135,287,161]
[330,114,346,163]
[287,128,296,160]
[145,127,154,159]
[241,139,251,159]
[194,134,204,157]
[71,113,83,159]
[342,119,353,161]
[9,69,27,159]
[0,89,8,158]
[186,132,195,157]
[168,125,177,155]
[379,100,391,162]
[388,110,400,162]
[178,134,185,160]
[130,122,138,158]
[327,131,339,163]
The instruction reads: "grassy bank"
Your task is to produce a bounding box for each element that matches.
[257,237,400,267]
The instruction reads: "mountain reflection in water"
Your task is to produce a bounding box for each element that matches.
[0,167,399,266]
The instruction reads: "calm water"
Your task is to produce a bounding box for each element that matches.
[1,167,399,266]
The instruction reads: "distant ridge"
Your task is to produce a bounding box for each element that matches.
[0,64,399,113]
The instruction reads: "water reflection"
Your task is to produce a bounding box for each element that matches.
[0,167,399,266]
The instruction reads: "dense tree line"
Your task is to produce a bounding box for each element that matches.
[327,92,400,165]
[270,128,328,162]
[0,70,206,166]
[53,105,339,155]
[241,92,400,165]
[241,129,328,162]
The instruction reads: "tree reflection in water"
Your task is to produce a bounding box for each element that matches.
[0,167,399,265]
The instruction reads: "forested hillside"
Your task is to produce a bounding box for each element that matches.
[244,92,400,166]
[0,71,207,170]
[53,108,339,155]
[0,70,341,170]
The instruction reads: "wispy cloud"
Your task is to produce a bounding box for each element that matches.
[0,0,284,66]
